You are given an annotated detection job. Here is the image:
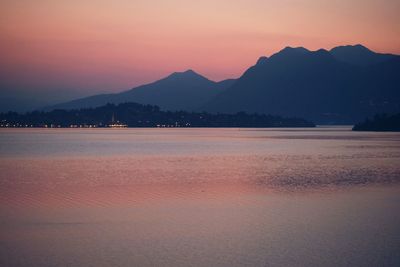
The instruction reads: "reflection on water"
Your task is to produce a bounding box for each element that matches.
[0,127,400,266]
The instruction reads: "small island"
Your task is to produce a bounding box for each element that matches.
[353,113,400,131]
[0,102,315,128]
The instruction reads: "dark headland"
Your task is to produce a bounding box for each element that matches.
[353,113,400,131]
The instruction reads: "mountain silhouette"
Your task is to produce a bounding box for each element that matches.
[202,45,400,124]
[330,44,396,66]
[47,70,235,111]
[46,44,399,124]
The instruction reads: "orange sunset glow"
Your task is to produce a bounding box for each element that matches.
[1,0,399,97]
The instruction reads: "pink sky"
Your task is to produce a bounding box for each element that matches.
[1,0,399,97]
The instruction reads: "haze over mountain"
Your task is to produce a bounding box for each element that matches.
[47,70,235,111]
[0,86,91,113]
[203,44,400,124]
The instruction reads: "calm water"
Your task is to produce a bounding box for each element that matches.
[1,127,400,266]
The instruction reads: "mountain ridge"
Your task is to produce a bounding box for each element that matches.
[46,70,234,112]
[201,45,400,123]
[44,44,399,124]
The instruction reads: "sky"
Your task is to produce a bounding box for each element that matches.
[0,0,399,108]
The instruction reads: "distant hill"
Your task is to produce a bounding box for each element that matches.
[1,102,315,128]
[47,70,235,111]
[202,45,400,124]
[0,97,45,113]
[353,113,400,131]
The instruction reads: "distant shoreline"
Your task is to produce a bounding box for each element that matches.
[0,102,315,129]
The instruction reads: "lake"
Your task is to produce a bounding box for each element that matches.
[1,127,400,266]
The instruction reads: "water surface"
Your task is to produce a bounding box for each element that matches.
[1,127,400,266]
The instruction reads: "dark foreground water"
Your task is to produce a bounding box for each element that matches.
[1,127,400,266]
